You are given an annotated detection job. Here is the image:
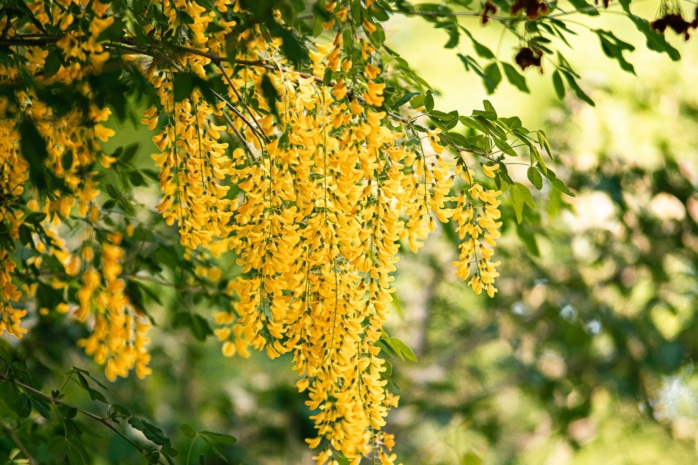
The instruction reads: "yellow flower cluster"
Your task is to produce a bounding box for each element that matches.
[0,251,27,338]
[138,1,500,461]
[452,164,503,297]
[77,234,152,381]
[0,0,151,380]
[32,0,113,79]
[1,0,507,461]
[146,80,234,249]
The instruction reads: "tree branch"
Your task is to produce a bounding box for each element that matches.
[0,376,166,464]
[0,418,37,465]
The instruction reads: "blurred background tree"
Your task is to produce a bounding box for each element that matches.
[384,12,698,463]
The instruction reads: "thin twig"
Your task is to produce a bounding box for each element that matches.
[399,9,510,21]
[2,377,158,462]
[211,88,262,161]
[0,418,37,465]
[216,61,269,143]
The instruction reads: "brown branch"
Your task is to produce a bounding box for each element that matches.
[0,418,37,465]
[0,34,324,83]
[1,376,166,463]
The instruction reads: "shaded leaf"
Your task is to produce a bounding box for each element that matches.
[181,424,197,438]
[552,70,565,99]
[200,431,237,445]
[502,62,529,92]
[483,62,501,94]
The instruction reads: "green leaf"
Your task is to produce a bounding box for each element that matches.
[44,49,62,78]
[493,138,517,158]
[162,446,178,457]
[265,17,308,65]
[173,313,213,341]
[199,431,237,445]
[260,72,280,120]
[510,182,536,223]
[595,29,635,74]
[553,177,575,196]
[181,424,197,438]
[29,393,52,419]
[443,131,469,147]
[561,71,594,106]
[472,100,497,121]
[19,119,51,195]
[552,70,565,100]
[190,314,213,342]
[409,94,425,109]
[110,404,131,417]
[312,1,329,36]
[458,54,499,95]
[567,0,599,15]
[61,149,73,171]
[435,20,460,49]
[527,166,543,189]
[64,418,83,437]
[173,72,195,103]
[428,110,458,123]
[483,63,501,94]
[18,225,32,246]
[87,387,107,404]
[424,92,434,112]
[383,336,418,362]
[129,417,171,447]
[537,130,552,163]
[461,27,494,58]
[178,10,195,24]
[516,221,540,257]
[24,212,47,225]
[128,170,146,187]
[15,393,32,417]
[120,143,139,164]
[146,451,160,464]
[482,100,497,119]
[502,62,529,92]
[392,91,421,109]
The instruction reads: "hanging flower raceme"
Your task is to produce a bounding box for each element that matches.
[0,0,151,380]
[452,164,503,297]
[78,234,152,381]
[0,251,26,338]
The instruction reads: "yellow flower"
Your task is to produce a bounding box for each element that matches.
[482,162,499,178]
